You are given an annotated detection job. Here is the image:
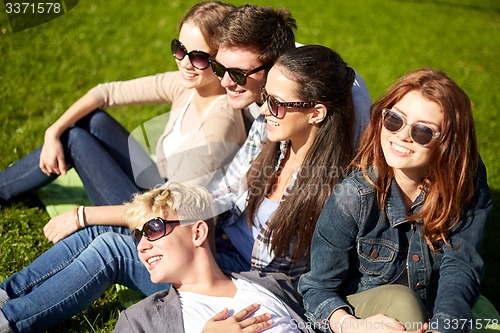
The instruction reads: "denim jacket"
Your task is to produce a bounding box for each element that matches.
[298,159,492,333]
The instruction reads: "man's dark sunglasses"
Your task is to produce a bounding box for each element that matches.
[133,217,190,243]
[171,39,212,70]
[210,58,272,86]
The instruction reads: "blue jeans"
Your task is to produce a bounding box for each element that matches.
[0,224,254,332]
[214,226,251,272]
[0,110,163,205]
[0,225,168,333]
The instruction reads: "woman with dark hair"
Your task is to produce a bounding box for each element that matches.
[238,44,356,285]
[299,68,492,333]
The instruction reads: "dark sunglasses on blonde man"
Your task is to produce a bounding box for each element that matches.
[115,183,315,332]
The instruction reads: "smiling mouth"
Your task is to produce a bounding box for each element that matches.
[391,142,414,155]
[266,119,279,127]
[182,71,197,78]
[226,89,244,96]
[146,255,162,265]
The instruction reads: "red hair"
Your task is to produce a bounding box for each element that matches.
[352,68,478,249]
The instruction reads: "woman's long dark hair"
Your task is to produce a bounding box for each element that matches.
[245,45,356,262]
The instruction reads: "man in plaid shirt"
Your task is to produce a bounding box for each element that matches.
[206,5,372,281]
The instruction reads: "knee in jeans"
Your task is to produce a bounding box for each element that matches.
[92,232,119,246]
[70,108,107,130]
[349,284,426,327]
[83,109,112,129]
[89,232,132,256]
[379,285,426,326]
[65,126,89,143]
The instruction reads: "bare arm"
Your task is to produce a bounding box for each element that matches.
[43,204,127,243]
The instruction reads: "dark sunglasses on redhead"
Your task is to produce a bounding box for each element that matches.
[132,217,197,244]
[171,39,212,70]
[210,58,272,86]
[382,108,440,146]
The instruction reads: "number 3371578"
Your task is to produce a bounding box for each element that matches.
[442,318,499,330]
[5,3,61,14]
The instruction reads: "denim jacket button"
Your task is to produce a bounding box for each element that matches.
[415,282,424,289]
[412,255,420,262]
[370,251,379,258]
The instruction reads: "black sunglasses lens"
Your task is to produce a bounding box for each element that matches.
[411,124,434,145]
[189,51,210,70]
[171,40,185,61]
[229,70,246,86]
[269,96,279,117]
[210,60,226,78]
[384,111,404,132]
[143,218,166,241]
[209,60,247,85]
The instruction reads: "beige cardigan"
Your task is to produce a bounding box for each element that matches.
[88,71,246,187]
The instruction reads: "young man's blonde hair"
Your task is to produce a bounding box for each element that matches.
[124,182,217,252]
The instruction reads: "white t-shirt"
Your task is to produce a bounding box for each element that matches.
[178,278,301,333]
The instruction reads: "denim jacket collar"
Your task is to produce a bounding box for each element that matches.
[386,179,425,228]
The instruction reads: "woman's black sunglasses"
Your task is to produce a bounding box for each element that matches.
[382,108,440,146]
[210,58,272,86]
[171,39,212,70]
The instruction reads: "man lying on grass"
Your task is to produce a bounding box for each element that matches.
[114,182,315,333]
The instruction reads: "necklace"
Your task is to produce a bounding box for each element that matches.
[268,162,300,201]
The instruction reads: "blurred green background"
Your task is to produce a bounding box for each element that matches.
[0,0,499,331]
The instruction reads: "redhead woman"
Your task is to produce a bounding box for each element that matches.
[299,68,492,333]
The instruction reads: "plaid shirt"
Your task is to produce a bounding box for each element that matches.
[208,111,267,215]
[208,115,309,284]
[208,72,372,284]
[250,141,309,287]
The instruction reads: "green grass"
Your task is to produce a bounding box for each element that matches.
[0,0,499,331]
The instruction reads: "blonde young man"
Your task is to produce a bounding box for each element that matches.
[114,183,315,333]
